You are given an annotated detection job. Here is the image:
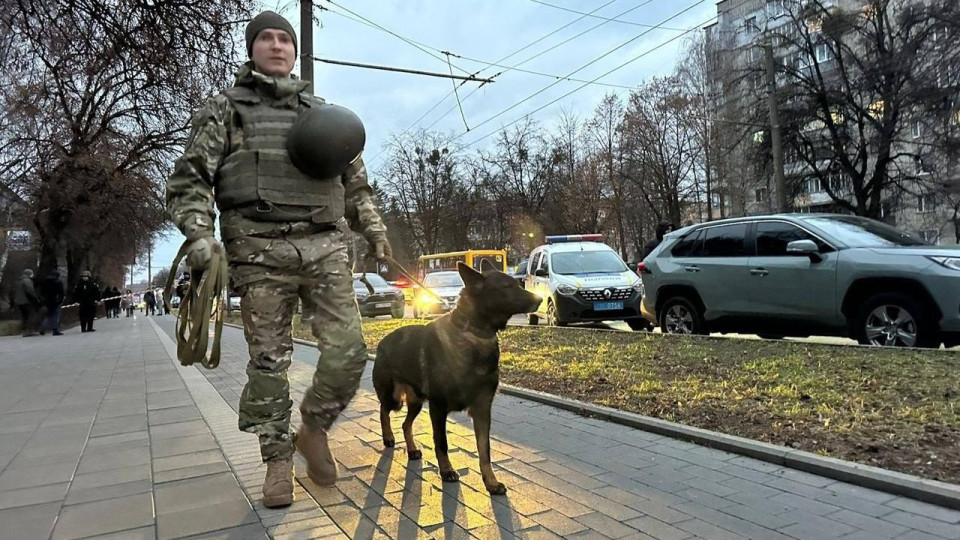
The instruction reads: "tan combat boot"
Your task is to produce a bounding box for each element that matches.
[262,459,294,508]
[295,424,338,486]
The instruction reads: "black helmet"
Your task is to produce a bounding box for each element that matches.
[287,103,366,179]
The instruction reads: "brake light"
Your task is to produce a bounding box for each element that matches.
[395,276,410,289]
[637,262,646,273]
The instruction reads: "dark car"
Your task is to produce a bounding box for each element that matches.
[353,273,405,319]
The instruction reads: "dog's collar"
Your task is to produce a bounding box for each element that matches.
[450,312,497,338]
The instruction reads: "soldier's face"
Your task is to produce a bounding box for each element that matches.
[252,28,296,78]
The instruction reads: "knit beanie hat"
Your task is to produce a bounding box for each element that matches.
[245,11,298,58]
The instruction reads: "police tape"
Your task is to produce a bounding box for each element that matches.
[59,295,148,310]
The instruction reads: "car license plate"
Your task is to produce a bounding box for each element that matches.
[376,303,392,308]
[594,301,623,311]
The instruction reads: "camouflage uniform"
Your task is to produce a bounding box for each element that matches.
[166,62,387,462]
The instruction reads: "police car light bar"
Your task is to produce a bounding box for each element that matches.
[545,234,604,244]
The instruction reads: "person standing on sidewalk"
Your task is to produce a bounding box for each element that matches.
[144,289,157,316]
[38,269,65,336]
[13,269,41,337]
[122,289,135,317]
[74,271,100,332]
[166,10,390,509]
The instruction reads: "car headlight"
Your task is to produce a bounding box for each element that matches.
[928,256,960,271]
[557,284,578,295]
[632,280,644,293]
[418,295,440,305]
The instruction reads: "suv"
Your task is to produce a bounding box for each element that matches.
[525,235,647,330]
[640,214,960,348]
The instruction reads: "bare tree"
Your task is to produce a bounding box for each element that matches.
[0,0,250,293]
[621,77,701,227]
[772,0,960,218]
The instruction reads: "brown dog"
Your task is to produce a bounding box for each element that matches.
[373,262,541,494]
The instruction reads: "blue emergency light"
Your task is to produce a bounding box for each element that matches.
[545,234,604,244]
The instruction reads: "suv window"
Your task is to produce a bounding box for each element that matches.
[701,224,747,257]
[755,222,828,256]
[671,230,704,257]
[529,252,541,274]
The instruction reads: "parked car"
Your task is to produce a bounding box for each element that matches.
[640,214,960,348]
[525,234,648,330]
[354,273,405,319]
[229,295,241,310]
[412,271,463,319]
[170,296,181,308]
[510,258,528,286]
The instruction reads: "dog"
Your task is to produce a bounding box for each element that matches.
[373,261,541,495]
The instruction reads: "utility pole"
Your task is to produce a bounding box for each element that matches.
[300,0,314,93]
[147,241,152,289]
[764,41,787,213]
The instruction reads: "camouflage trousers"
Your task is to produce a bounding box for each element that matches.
[226,228,367,462]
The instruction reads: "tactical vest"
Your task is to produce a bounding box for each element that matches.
[214,86,345,223]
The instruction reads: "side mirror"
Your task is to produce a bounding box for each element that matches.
[786,239,822,263]
[534,268,549,277]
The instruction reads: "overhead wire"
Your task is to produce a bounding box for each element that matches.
[449,0,708,143]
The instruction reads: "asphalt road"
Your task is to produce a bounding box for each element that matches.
[396,305,863,346]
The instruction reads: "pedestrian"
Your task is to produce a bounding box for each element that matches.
[38,269,65,336]
[165,10,391,509]
[122,289,135,317]
[74,270,101,332]
[12,269,41,337]
[144,289,156,316]
[642,221,677,260]
[110,286,122,317]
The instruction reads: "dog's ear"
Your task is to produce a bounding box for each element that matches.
[479,259,497,273]
[457,261,484,289]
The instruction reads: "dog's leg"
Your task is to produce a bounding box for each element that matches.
[470,393,506,495]
[403,401,423,460]
[380,404,395,448]
[430,405,458,482]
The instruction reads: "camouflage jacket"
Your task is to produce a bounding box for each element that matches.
[165,62,387,242]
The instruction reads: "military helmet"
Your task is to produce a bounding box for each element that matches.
[287,103,366,180]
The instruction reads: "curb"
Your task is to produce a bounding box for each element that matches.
[499,384,960,511]
[222,321,960,510]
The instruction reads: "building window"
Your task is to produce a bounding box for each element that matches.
[768,0,786,18]
[828,173,848,194]
[920,230,940,245]
[743,17,758,34]
[806,177,824,193]
[912,121,922,139]
[918,194,936,213]
[756,187,769,203]
[815,43,831,63]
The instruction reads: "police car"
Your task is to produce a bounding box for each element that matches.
[524,234,648,331]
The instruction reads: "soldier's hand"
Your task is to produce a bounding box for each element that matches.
[369,235,392,261]
[185,237,222,271]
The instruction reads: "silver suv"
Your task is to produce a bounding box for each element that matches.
[640,214,960,348]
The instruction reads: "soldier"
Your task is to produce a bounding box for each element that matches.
[166,11,390,508]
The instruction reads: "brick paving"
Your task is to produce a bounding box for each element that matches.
[0,314,957,539]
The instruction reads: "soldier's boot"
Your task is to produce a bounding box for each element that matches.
[262,459,294,508]
[295,424,338,486]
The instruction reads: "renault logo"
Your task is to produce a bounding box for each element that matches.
[603,288,613,299]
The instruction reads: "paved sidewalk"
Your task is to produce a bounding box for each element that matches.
[0,316,958,540]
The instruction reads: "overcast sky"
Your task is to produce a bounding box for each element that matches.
[139,0,718,285]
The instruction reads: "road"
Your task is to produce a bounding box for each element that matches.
[395,306,928,348]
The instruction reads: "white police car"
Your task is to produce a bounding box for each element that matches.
[524,234,648,331]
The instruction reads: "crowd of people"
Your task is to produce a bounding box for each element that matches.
[11,269,170,336]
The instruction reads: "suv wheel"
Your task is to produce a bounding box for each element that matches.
[659,297,705,335]
[854,292,936,348]
[528,313,539,326]
[391,305,405,319]
[547,301,567,327]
